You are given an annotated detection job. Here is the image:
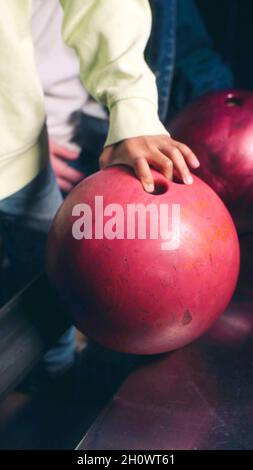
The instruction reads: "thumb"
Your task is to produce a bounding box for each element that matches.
[99,146,115,168]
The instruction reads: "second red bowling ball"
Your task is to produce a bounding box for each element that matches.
[169,89,253,233]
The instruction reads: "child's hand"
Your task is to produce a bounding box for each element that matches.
[99,135,200,193]
[49,140,85,193]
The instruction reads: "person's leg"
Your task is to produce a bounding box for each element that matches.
[0,164,75,374]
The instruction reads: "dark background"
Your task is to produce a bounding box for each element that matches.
[196,0,253,89]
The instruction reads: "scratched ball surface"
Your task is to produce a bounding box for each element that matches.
[47,166,240,354]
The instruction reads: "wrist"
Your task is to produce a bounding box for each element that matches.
[105,98,170,146]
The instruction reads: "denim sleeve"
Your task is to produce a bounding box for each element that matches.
[145,0,177,121]
[170,0,233,115]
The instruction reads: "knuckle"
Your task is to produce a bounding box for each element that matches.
[179,142,189,152]
[182,144,193,156]
[142,177,153,185]
[133,156,146,167]
[179,163,189,173]
[162,135,171,143]
[132,157,141,168]
[141,150,151,159]
[125,140,138,154]
[99,155,106,166]
[138,169,150,179]
[170,147,180,159]
[163,158,173,170]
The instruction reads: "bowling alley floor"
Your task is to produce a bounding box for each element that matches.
[0,250,131,449]
[77,234,253,451]
[0,391,101,450]
[0,353,129,450]
[0,235,253,450]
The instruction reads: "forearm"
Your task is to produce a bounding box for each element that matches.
[60,0,168,145]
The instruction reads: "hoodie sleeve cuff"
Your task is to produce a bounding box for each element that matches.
[105,98,170,147]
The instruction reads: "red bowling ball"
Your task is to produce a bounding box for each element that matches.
[169,90,253,233]
[47,165,240,355]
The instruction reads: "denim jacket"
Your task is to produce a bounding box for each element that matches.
[146,0,233,121]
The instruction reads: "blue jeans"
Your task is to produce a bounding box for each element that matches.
[146,0,233,119]
[0,165,75,374]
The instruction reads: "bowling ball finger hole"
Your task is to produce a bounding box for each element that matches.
[225,95,243,107]
[152,181,168,195]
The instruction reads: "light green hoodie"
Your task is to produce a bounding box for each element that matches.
[0,0,168,199]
